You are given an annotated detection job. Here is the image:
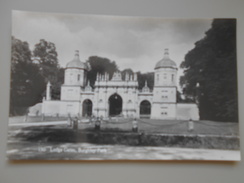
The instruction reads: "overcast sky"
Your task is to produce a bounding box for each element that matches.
[12,10,212,86]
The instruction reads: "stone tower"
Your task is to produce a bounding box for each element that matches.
[151,49,178,119]
[61,50,89,101]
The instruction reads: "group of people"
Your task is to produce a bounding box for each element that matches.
[67,116,79,129]
[67,116,139,132]
[67,116,194,132]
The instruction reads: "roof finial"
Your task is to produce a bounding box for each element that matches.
[142,80,150,93]
[75,50,79,59]
[164,48,169,58]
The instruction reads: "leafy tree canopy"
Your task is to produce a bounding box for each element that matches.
[137,72,154,90]
[33,39,59,83]
[10,37,46,115]
[180,19,238,122]
[86,56,118,86]
[33,39,63,100]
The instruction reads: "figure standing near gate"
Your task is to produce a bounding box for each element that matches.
[67,116,72,127]
[73,117,79,130]
[95,117,101,131]
[188,118,194,132]
[132,118,138,132]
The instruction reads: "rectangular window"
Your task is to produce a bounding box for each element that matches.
[78,74,80,81]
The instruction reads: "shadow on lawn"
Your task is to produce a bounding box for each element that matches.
[15,126,240,150]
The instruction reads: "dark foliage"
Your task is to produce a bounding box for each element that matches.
[86,56,157,90]
[33,39,59,81]
[51,68,64,100]
[137,72,154,90]
[16,127,239,150]
[86,56,118,87]
[121,68,134,80]
[180,19,238,122]
[10,37,46,115]
[33,39,63,100]
[10,38,64,116]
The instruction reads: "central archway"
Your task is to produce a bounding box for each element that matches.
[109,93,123,116]
[82,99,93,117]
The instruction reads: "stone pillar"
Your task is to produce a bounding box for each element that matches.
[46,81,51,100]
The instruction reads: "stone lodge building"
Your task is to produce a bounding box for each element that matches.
[41,49,199,120]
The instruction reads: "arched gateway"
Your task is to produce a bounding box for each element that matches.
[42,50,199,120]
[140,100,151,118]
[82,99,93,117]
[109,93,123,116]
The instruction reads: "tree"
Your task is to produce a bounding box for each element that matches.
[180,19,238,122]
[33,39,62,100]
[10,37,45,115]
[86,56,118,86]
[51,68,64,100]
[86,57,155,92]
[33,39,59,82]
[121,68,134,80]
[137,72,154,90]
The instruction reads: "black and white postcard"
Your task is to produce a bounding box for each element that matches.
[7,10,240,161]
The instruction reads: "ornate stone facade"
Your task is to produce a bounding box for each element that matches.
[42,49,199,120]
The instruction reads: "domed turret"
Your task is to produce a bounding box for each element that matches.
[64,50,88,86]
[152,49,178,119]
[66,50,88,70]
[155,49,177,70]
[154,49,177,87]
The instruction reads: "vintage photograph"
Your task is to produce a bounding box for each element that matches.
[7,10,240,161]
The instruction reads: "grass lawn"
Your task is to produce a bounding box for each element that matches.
[8,116,239,136]
[7,116,240,154]
[8,115,68,123]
